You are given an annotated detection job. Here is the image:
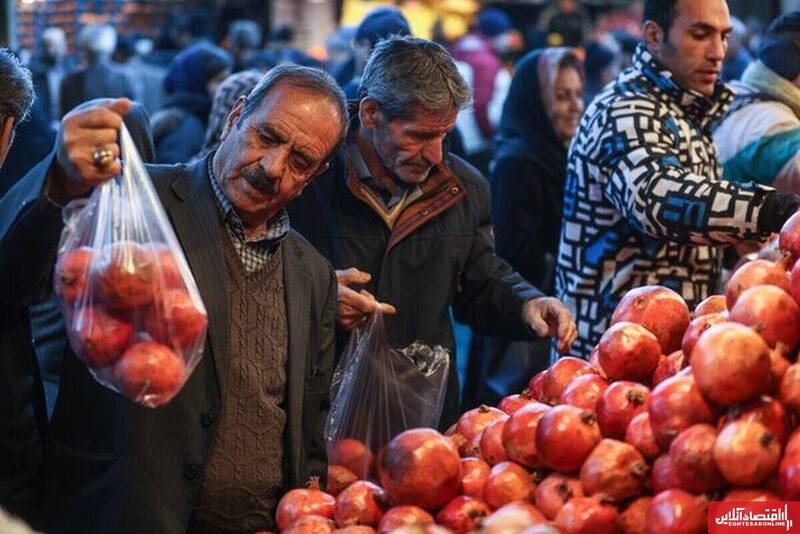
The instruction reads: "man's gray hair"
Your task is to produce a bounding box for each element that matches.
[358,35,472,120]
[0,48,34,125]
[242,64,350,160]
[77,24,117,58]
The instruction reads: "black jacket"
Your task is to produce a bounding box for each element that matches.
[0,156,337,533]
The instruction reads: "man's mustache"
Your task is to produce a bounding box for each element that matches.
[242,168,279,196]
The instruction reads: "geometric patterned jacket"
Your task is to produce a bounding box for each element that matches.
[555,45,775,358]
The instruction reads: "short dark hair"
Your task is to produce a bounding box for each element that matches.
[644,0,679,39]
[241,64,349,161]
[0,48,34,125]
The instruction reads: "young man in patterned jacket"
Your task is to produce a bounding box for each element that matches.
[555,0,800,357]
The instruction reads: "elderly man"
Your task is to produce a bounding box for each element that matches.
[0,65,346,533]
[288,36,577,428]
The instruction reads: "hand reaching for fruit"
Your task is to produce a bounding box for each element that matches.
[522,297,577,353]
[335,267,396,331]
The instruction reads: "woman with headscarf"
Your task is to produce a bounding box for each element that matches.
[463,47,585,408]
[152,42,233,164]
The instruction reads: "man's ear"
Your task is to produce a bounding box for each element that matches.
[0,116,15,169]
[358,98,383,130]
[643,20,665,54]
[220,95,247,141]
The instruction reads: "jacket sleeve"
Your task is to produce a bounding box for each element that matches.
[598,97,786,245]
[452,175,544,340]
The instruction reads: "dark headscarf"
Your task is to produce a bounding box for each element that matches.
[164,42,233,96]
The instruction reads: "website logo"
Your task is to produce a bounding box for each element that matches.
[710,502,799,533]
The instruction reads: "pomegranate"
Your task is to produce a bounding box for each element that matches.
[334,481,388,528]
[479,502,547,534]
[554,497,619,534]
[691,322,771,406]
[483,461,536,510]
[333,527,375,533]
[790,256,800,304]
[779,211,800,264]
[277,477,336,530]
[730,285,800,351]
[151,245,184,289]
[68,305,134,368]
[435,496,490,533]
[725,258,790,309]
[649,373,717,449]
[95,241,157,310]
[780,363,800,414]
[498,389,537,415]
[787,429,800,456]
[720,396,791,446]
[327,465,358,497]
[668,424,724,493]
[377,506,433,534]
[619,497,651,534]
[714,420,781,486]
[559,374,609,411]
[598,322,661,382]
[329,439,373,480]
[54,246,94,307]
[377,429,460,510]
[770,348,791,390]
[779,452,800,499]
[386,526,449,534]
[681,313,727,363]
[112,341,185,405]
[282,514,335,533]
[596,381,651,440]
[144,289,207,350]
[724,489,780,501]
[692,294,727,318]
[652,350,686,386]
[459,457,490,501]
[455,405,507,454]
[535,474,583,520]
[651,455,680,493]
[625,412,660,460]
[541,357,597,403]
[646,490,707,534]
[502,402,549,468]
[536,405,601,473]
[580,439,648,502]
[588,345,607,378]
[479,419,509,466]
[610,285,690,354]
[528,371,547,402]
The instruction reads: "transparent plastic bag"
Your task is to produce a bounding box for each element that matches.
[53,123,207,407]
[324,310,449,479]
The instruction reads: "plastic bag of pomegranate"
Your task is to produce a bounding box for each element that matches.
[53,123,207,408]
[325,310,449,478]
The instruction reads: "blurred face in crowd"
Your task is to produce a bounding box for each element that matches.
[214,82,341,227]
[550,66,584,144]
[645,0,732,96]
[360,99,457,185]
[207,68,232,99]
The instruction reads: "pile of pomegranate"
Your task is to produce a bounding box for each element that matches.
[54,240,207,406]
[275,215,800,533]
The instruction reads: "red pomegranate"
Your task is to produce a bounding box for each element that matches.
[69,305,134,368]
[779,452,800,500]
[483,461,536,510]
[501,402,549,468]
[787,429,800,456]
[535,474,583,520]
[276,478,336,530]
[459,457,490,501]
[327,465,357,497]
[691,322,771,406]
[386,526,449,534]
[536,405,601,473]
[112,341,185,405]
[647,490,707,534]
[714,420,781,487]
[790,257,800,304]
[479,502,547,534]
[95,241,157,310]
[729,285,800,351]
[770,348,792,390]
[692,294,727,318]
[528,371,547,402]
[435,496,490,533]
[652,350,686,386]
[625,412,661,460]
[282,514,336,533]
[329,439,373,480]
[588,345,607,378]
[580,439,648,502]
[332,527,375,533]
[681,313,727,363]
[498,389,537,415]
[377,506,433,534]
[780,363,800,415]
[724,489,780,501]
[725,258,790,309]
[668,424,724,493]
[151,245,184,289]
[479,419,509,466]
[780,211,800,264]
[455,405,507,454]
[619,497,652,534]
[611,285,690,355]
[649,373,717,449]
[334,481,388,528]
[144,289,207,350]
[720,396,791,446]
[555,497,620,534]
[651,455,680,493]
[596,381,651,440]
[54,246,94,307]
[377,429,460,511]
[541,357,597,403]
[559,374,609,411]
[597,322,661,382]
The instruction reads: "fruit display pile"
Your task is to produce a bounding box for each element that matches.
[273,213,800,533]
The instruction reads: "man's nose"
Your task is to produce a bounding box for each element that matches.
[422,137,444,166]
[708,34,727,63]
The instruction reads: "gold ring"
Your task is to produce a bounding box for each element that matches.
[92,146,114,168]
